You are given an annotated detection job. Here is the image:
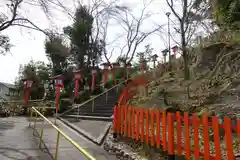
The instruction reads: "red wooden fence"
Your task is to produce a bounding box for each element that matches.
[113,105,240,160]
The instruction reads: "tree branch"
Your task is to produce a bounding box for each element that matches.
[0,0,23,31]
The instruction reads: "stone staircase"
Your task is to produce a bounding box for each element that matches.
[60,85,122,121]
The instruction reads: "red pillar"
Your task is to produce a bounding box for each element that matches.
[101,63,110,86]
[112,63,120,85]
[73,70,83,99]
[91,69,97,90]
[126,63,132,79]
[23,79,33,105]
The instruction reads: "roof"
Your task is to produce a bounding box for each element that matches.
[0,82,15,89]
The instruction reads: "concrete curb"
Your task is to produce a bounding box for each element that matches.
[58,117,112,146]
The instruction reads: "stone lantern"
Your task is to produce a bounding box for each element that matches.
[139,59,147,73]
[172,45,179,59]
[152,54,158,68]
[162,49,168,64]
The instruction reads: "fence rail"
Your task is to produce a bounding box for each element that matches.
[113,105,240,160]
[29,107,96,160]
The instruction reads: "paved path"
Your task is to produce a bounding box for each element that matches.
[0,117,51,160]
[33,118,117,160]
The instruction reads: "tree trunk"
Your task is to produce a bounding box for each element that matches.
[183,50,190,80]
[180,20,189,80]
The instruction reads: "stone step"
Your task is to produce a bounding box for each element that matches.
[72,109,113,115]
[76,106,114,111]
[77,112,113,117]
[62,115,113,121]
[72,103,115,110]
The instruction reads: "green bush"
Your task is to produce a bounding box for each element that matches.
[74,90,91,104]
[91,86,103,95]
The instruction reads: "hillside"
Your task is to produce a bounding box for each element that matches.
[130,40,240,119]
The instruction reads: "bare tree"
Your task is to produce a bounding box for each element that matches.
[89,0,128,67]
[165,0,209,80]
[103,0,162,66]
[57,0,128,67]
[0,0,54,33]
[0,0,61,54]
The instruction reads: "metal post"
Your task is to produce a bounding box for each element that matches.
[54,131,60,160]
[77,106,79,121]
[33,121,36,131]
[55,112,57,125]
[39,119,44,149]
[34,110,37,130]
[29,108,33,127]
[166,12,171,68]
[92,99,94,112]
[106,91,108,103]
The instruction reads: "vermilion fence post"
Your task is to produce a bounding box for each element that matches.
[212,116,221,160]
[156,110,160,148]
[116,106,119,134]
[176,111,182,156]
[192,114,200,160]
[136,108,140,141]
[140,108,144,142]
[119,106,122,134]
[145,109,149,145]
[150,109,155,147]
[118,106,121,134]
[202,113,210,160]
[113,105,117,132]
[162,110,167,151]
[128,106,131,137]
[184,112,191,159]
[167,113,174,158]
[124,105,128,136]
[238,120,240,152]
[224,117,234,160]
[121,106,124,135]
[131,107,135,138]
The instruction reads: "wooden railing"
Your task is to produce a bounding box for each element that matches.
[113,105,240,160]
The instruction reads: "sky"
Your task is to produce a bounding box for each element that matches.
[0,0,181,84]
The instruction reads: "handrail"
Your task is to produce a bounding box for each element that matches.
[1,99,55,103]
[59,79,129,116]
[31,107,96,160]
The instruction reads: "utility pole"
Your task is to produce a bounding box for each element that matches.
[166,12,171,68]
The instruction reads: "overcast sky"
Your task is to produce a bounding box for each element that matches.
[0,0,179,84]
